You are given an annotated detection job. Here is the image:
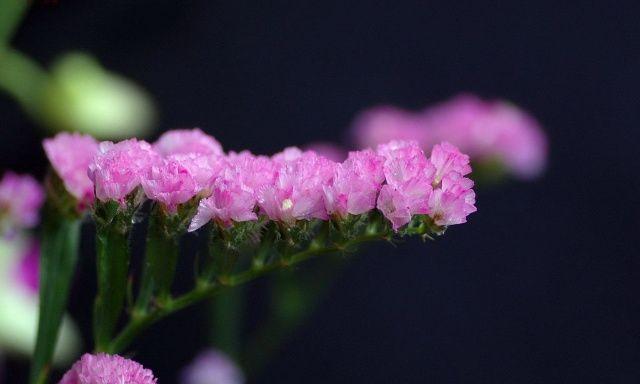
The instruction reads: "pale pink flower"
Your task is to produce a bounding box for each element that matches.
[168,153,227,193]
[43,132,99,206]
[257,151,335,223]
[0,172,44,234]
[180,349,245,384]
[88,139,160,203]
[154,128,223,157]
[376,185,413,230]
[428,173,477,226]
[188,171,257,231]
[270,146,304,164]
[323,149,385,217]
[59,353,157,384]
[429,141,472,185]
[226,151,276,196]
[141,158,198,213]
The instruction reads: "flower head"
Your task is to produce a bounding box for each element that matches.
[188,170,257,231]
[59,353,157,384]
[181,349,245,384]
[257,150,335,223]
[154,128,223,157]
[88,139,160,203]
[0,172,44,235]
[43,132,99,206]
[428,173,477,226]
[226,151,276,196]
[323,149,385,217]
[141,158,198,212]
[429,141,472,185]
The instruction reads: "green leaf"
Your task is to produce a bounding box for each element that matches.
[29,206,81,384]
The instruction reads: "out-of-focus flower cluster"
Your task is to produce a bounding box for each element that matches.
[44,128,476,232]
[0,172,80,364]
[351,93,548,180]
[181,349,245,384]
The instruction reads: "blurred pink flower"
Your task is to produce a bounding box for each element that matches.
[188,171,257,231]
[59,353,157,384]
[180,349,244,384]
[141,158,198,213]
[88,139,160,203]
[303,142,347,162]
[13,239,40,296]
[43,132,99,206]
[351,94,547,179]
[0,172,44,235]
[154,128,223,157]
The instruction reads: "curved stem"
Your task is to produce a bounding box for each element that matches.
[107,233,386,354]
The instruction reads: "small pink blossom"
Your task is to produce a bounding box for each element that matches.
[351,106,433,150]
[0,172,44,234]
[429,142,472,185]
[43,132,99,206]
[168,153,227,193]
[88,139,160,203]
[428,173,477,226]
[141,158,198,212]
[188,172,257,231]
[226,151,276,196]
[257,151,335,223]
[59,353,157,384]
[181,349,245,384]
[154,128,223,157]
[323,149,385,217]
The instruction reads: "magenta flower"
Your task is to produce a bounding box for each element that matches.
[188,171,257,231]
[180,349,245,384]
[323,149,385,217]
[141,158,198,213]
[154,128,223,157]
[429,141,472,185]
[428,173,477,226]
[226,151,276,196]
[0,172,44,235]
[13,239,40,296]
[257,150,335,223]
[88,139,160,203]
[43,133,99,207]
[168,153,227,193]
[59,353,157,384]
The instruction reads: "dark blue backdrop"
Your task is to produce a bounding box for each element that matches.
[1,1,639,383]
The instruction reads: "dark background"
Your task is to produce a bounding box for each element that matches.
[2,1,640,383]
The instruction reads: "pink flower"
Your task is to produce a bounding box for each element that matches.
[12,238,40,296]
[351,106,433,150]
[88,139,160,203]
[257,151,335,223]
[154,128,223,157]
[180,349,245,384]
[226,151,276,196]
[168,153,227,193]
[0,172,44,234]
[323,149,385,217]
[188,171,257,231]
[429,141,472,185]
[428,173,477,226]
[59,353,157,384]
[375,141,435,230]
[43,132,99,206]
[141,158,198,213]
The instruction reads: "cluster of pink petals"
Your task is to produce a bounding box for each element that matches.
[13,238,40,295]
[180,349,245,384]
[46,128,476,230]
[351,93,547,179]
[59,353,157,384]
[43,132,99,206]
[0,172,45,234]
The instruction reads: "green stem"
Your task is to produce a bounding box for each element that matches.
[29,206,81,384]
[107,233,384,354]
[0,47,48,117]
[211,285,244,359]
[93,224,131,352]
[0,0,30,46]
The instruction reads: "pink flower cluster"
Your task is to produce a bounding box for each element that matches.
[0,172,44,235]
[59,353,157,384]
[351,93,548,179]
[180,349,245,384]
[45,128,476,231]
